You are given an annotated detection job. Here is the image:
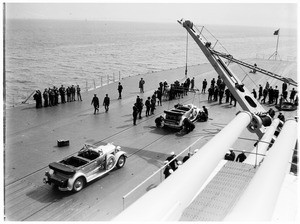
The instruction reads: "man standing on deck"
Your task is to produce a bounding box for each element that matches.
[274,86,279,105]
[103,94,110,112]
[118,82,123,99]
[236,150,247,163]
[190,77,195,91]
[145,97,151,116]
[59,85,66,103]
[91,94,99,114]
[77,85,82,101]
[132,103,138,125]
[43,89,49,107]
[202,79,207,93]
[139,78,145,93]
[282,81,288,93]
[258,84,263,100]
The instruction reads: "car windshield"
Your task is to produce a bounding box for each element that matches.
[176,106,190,111]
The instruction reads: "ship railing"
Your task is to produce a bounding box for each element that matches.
[9,72,123,108]
[121,137,205,211]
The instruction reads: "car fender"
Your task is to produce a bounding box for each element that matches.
[67,172,87,190]
[114,151,127,161]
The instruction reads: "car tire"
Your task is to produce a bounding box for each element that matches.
[106,154,116,170]
[73,177,85,192]
[116,155,126,169]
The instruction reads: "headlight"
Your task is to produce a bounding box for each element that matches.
[49,169,54,175]
[116,146,121,152]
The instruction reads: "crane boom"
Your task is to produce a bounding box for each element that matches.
[178,19,274,137]
[210,49,297,87]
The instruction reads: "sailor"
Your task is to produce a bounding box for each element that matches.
[150,97,156,115]
[71,85,76,101]
[274,86,279,105]
[251,89,257,99]
[166,152,178,171]
[258,84,263,100]
[59,85,66,103]
[190,77,195,90]
[145,97,151,116]
[132,103,138,125]
[163,161,173,179]
[103,94,110,112]
[33,90,42,108]
[77,85,82,101]
[43,89,49,107]
[183,117,195,133]
[202,79,207,93]
[236,150,247,163]
[225,88,230,103]
[91,94,99,114]
[139,78,145,93]
[183,152,192,163]
[290,88,297,103]
[282,81,288,93]
[156,88,162,106]
[117,82,123,99]
[137,98,144,119]
[224,149,235,161]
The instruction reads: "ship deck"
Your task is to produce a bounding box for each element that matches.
[4,58,297,221]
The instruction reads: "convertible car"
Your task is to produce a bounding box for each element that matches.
[155,103,202,129]
[43,143,126,192]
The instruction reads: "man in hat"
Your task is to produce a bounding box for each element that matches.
[163,161,173,179]
[166,152,178,171]
[236,150,247,163]
[91,94,99,114]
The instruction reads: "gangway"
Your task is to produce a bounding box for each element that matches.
[210,49,297,87]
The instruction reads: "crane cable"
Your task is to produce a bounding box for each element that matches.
[185,30,188,78]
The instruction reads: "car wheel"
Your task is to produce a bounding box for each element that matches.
[73,177,85,192]
[106,154,116,170]
[116,155,126,169]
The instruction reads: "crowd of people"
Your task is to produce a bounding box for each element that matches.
[33,84,82,108]
[203,76,237,106]
[163,149,199,179]
[256,81,298,108]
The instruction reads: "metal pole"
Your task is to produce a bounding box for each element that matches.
[275,30,280,61]
[185,30,188,78]
[119,71,121,81]
[101,76,103,87]
[107,74,109,85]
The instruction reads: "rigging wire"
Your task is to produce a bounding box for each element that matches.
[185,30,188,78]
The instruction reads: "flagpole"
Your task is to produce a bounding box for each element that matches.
[275,29,280,60]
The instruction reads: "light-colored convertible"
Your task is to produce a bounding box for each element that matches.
[43,143,126,192]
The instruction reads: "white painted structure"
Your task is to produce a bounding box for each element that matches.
[114,111,252,221]
[224,119,297,221]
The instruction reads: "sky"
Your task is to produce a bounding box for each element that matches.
[4,2,298,29]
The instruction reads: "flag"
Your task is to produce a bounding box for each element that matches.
[273,29,279,35]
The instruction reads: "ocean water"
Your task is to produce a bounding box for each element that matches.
[5,19,297,107]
